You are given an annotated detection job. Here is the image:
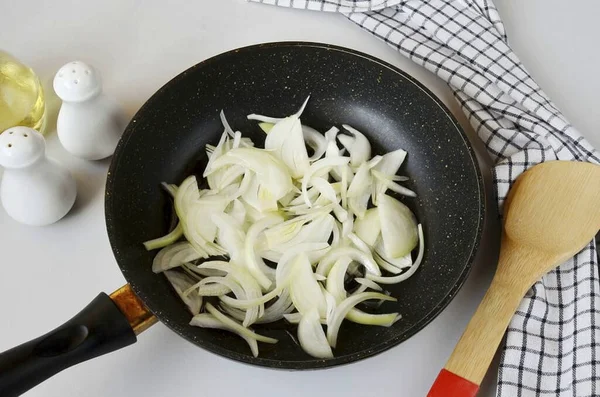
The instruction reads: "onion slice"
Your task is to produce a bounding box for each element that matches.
[152,242,203,273]
[316,247,381,277]
[327,292,396,348]
[339,124,371,167]
[298,308,334,359]
[164,270,203,315]
[204,303,278,344]
[190,313,260,357]
[345,309,400,327]
[255,290,295,324]
[368,224,424,284]
[265,113,310,178]
[301,157,350,207]
[303,125,328,162]
[244,214,283,289]
[290,253,327,317]
[144,223,183,251]
[378,194,418,259]
[353,208,381,246]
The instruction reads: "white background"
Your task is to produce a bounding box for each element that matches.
[1,1,599,396]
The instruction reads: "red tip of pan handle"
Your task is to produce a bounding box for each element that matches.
[427,369,479,397]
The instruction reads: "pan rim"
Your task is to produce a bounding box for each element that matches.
[105,41,486,369]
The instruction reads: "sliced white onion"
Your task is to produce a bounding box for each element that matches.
[316,247,381,277]
[263,213,316,250]
[184,263,225,278]
[303,125,328,162]
[301,157,350,207]
[324,289,337,324]
[244,214,283,289]
[227,199,247,226]
[217,165,245,190]
[212,213,246,262]
[378,194,418,259]
[164,270,203,315]
[258,122,274,133]
[371,148,407,205]
[325,256,353,302]
[198,261,263,326]
[354,277,383,292]
[220,286,283,310]
[368,224,424,284]
[232,131,242,149]
[161,182,178,198]
[341,209,354,241]
[324,127,342,158]
[255,290,295,324]
[174,175,200,216]
[340,124,371,167]
[152,242,203,273]
[265,114,310,178]
[298,308,333,359]
[191,281,232,297]
[374,237,412,270]
[184,196,230,247]
[241,173,278,213]
[289,186,318,206]
[144,222,183,251]
[209,147,293,200]
[372,169,416,197]
[191,276,244,298]
[327,292,396,348]
[347,233,372,255]
[273,213,334,253]
[203,131,229,178]
[347,163,372,218]
[248,114,282,123]
[353,208,381,247]
[205,303,278,344]
[373,251,405,274]
[278,189,297,207]
[190,313,260,357]
[331,220,342,248]
[284,313,312,324]
[275,242,330,287]
[289,253,327,317]
[345,309,400,327]
[311,177,338,203]
[175,177,227,257]
[311,177,348,222]
[220,110,236,138]
[151,100,424,359]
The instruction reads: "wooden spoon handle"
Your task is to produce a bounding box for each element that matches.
[428,369,479,397]
[428,276,524,396]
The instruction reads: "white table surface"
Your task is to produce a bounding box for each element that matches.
[1,1,599,396]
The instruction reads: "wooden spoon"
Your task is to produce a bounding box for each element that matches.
[428,160,600,397]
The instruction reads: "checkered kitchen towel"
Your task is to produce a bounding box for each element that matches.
[249,0,600,395]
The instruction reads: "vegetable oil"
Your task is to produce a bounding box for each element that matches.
[0,50,46,134]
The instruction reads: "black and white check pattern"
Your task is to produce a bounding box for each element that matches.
[251,0,600,395]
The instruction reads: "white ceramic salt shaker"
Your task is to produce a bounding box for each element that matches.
[54,61,124,160]
[0,127,76,226]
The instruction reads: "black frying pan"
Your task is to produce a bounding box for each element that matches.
[0,42,485,396]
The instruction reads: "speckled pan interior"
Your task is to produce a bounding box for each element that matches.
[105,42,485,369]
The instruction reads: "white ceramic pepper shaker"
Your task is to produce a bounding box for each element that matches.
[54,61,124,160]
[0,126,76,226]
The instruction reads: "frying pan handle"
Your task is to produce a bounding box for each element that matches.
[0,286,154,397]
